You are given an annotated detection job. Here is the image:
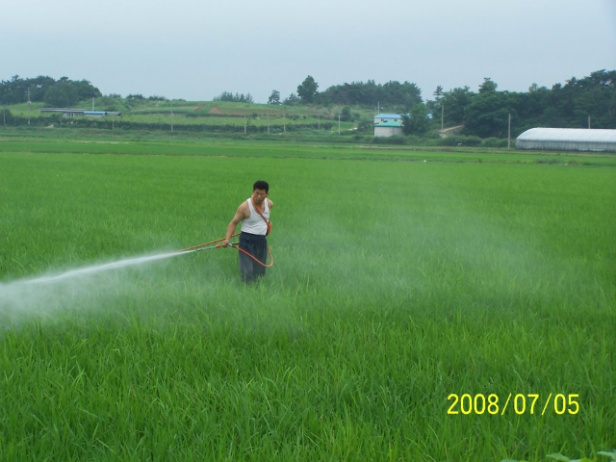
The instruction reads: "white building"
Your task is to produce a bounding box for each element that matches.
[516,128,616,152]
[374,113,404,137]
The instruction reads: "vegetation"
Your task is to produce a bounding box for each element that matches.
[214,92,254,104]
[314,79,422,112]
[296,75,319,104]
[431,71,616,136]
[1,69,615,141]
[0,133,614,461]
[0,75,101,107]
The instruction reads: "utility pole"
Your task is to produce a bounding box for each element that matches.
[28,87,31,125]
[338,112,341,135]
[588,115,591,129]
[441,104,444,133]
[170,102,174,132]
[507,112,512,150]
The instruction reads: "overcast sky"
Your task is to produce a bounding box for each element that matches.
[2,0,615,104]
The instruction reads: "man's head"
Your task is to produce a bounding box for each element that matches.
[251,180,269,205]
[253,180,269,193]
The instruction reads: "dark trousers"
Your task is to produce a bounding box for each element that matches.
[239,232,267,283]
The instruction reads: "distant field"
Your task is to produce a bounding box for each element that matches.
[4,100,362,133]
[0,134,614,461]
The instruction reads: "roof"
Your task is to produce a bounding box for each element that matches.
[517,128,616,143]
[39,108,121,117]
[516,128,616,152]
[375,113,403,119]
[375,121,403,127]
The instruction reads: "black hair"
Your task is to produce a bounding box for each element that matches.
[253,180,269,192]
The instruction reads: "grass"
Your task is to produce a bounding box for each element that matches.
[3,100,365,133]
[0,134,614,461]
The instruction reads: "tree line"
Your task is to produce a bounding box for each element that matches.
[426,71,616,138]
[275,71,616,137]
[2,70,614,138]
[214,91,254,104]
[273,76,422,112]
[0,75,101,107]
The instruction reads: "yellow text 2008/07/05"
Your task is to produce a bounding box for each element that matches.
[447,393,580,416]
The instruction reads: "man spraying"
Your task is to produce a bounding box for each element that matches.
[223,180,273,283]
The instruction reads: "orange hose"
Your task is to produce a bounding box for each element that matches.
[235,245,274,268]
[179,233,273,268]
[178,233,240,252]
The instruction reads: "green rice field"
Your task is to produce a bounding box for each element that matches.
[0,132,614,461]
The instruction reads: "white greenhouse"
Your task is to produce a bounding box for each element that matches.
[516,128,616,152]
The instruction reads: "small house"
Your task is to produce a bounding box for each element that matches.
[374,113,404,137]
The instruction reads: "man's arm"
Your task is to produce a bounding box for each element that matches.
[222,202,249,246]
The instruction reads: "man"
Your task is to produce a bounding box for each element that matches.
[223,180,273,283]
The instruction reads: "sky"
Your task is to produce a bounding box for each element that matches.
[2,0,615,104]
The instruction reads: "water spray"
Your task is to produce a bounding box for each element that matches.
[14,232,273,287]
[0,233,274,323]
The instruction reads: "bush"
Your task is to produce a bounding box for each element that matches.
[373,135,407,145]
[1,108,14,125]
[481,137,508,148]
[436,135,482,147]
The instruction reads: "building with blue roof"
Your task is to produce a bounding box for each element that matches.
[374,113,404,137]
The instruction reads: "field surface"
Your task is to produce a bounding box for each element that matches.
[0,133,614,462]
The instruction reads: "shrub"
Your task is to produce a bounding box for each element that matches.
[481,137,508,148]
[436,135,482,147]
[373,135,407,145]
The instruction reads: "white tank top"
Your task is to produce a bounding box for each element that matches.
[240,198,270,235]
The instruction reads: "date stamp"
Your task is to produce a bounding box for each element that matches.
[447,393,580,415]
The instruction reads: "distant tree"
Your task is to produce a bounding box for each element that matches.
[0,75,54,104]
[71,79,102,101]
[318,79,380,106]
[43,81,79,107]
[514,85,549,130]
[28,76,56,102]
[340,106,352,121]
[267,90,281,104]
[561,69,616,127]
[46,77,100,106]
[479,77,498,93]
[464,91,515,138]
[438,86,474,126]
[402,103,430,135]
[0,76,24,104]
[297,75,318,104]
[214,92,253,103]
[381,81,422,112]
[284,92,300,105]
[316,79,422,110]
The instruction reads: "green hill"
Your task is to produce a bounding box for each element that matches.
[2,98,376,138]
